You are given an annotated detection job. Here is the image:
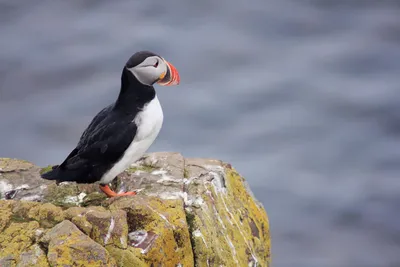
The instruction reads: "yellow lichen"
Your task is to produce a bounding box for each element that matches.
[184,165,271,266]
[126,165,156,174]
[0,158,34,172]
[63,207,87,220]
[17,244,50,267]
[71,215,93,235]
[45,221,116,267]
[0,221,40,261]
[28,203,65,228]
[0,200,13,231]
[183,168,189,178]
[224,167,271,264]
[106,247,147,267]
[0,155,270,267]
[108,197,194,267]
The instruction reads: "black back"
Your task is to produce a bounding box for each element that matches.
[41,58,156,184]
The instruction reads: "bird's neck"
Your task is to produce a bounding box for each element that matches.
[114,68,156,113]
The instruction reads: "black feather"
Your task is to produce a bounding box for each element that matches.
[41,65,156,184]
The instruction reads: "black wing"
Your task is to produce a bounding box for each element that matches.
[58,104,113,169]
[76,105,114,149]
[43,105,138,183]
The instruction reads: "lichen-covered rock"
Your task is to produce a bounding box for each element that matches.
[43,220,116,267]
[106,246,147,267]
[85,209,128,249]
[28,202,65,228]
[0,200,12,232]
[0,158,50,202]
[108,196,194,266]
[16,244,49,267]
[184,159,271,266]
[0,152,271,266]
[0,221,41,262]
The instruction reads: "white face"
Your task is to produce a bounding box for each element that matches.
[127,56,168,86]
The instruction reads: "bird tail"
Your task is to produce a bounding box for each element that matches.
[41,165,81,183]
[41,165,61,180]
[41,163,97,184]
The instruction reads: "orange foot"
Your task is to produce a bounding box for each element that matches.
[99,184,137,198]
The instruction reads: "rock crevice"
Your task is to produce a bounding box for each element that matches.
[0,152,270,266]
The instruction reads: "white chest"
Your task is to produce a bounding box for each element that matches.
[100,96,164,184]
[134,96,164,141]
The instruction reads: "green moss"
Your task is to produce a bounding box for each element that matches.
[43,183,80,208]
[10,214,32,223]
[183,168,189,178]
[185,212,195,230]
[39,165,53,175]
[81,192,107,207]
[185,211,197,265]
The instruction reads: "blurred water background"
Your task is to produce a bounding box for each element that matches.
[1,1,400,266]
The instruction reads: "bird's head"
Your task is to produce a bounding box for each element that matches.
[125,51,180,87]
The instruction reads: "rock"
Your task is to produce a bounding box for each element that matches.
[0,221,41,263]
[17,244,49,267]
[108,196,194,266]
[43,220,116,267]
[28,203,65,228]
[85,209,128,249]
[0,255,16,267]
[0,200,12,232]
[0,152,271,266]
[184,159,271,266]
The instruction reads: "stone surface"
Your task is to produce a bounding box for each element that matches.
[0,152,271,266]
[43,220,116,266]
[16,244,49,267]
[0,221,41,264]
[108,196,194,266]
[85,209,128,249]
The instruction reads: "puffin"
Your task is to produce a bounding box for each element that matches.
[41,50,180,197]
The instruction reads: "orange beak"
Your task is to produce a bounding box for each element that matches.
[157,60,180,86]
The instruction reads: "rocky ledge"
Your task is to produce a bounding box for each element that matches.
[0,152,270,267]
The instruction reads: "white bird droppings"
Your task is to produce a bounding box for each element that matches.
[64,192,87,204]
[193,229,208,248]
[104,217,115,245]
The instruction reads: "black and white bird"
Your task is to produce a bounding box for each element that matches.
[41,51,180,197]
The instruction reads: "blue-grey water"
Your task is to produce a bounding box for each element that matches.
[1,1,400,266]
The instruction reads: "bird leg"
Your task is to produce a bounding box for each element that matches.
[99,184,136,198]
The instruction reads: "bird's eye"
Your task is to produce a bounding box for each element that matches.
[153,61,159,68]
